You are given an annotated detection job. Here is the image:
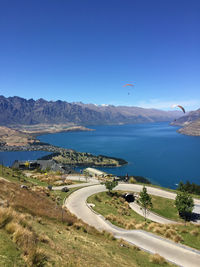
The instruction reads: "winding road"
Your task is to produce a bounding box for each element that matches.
[65,183,200,267]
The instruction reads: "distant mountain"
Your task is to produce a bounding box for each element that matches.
[171,108,200,126]
[0,95,181,126]
[171,108,200,136]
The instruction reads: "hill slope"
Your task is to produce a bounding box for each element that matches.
[171,109,200,136]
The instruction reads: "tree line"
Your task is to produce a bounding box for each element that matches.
[178,181,200,195]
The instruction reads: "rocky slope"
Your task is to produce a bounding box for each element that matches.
[177,119,200,136]
[0,95,181,126]
[0,126,37,146]
[171,108,200,136]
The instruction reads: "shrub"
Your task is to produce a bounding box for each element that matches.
[190,229,199,236]
[125,221,135,229]
[149,253,166,264]
[0,207,15,228]
[5,221,19,234]
[153,227,165,235]
[129,177,136,184]
[164,228,177,238]
[173,234,183,243]
[180,228,188,234]
[135,223,145,230]
[12,225,37,254]
[147,222,158,231]
[30,248,48,267]
[38,234,51,244]
[73,222,83,230]
[118,197,125,203]
[105,214,116,221]
[102,230,116,240]
[94,195,102,202]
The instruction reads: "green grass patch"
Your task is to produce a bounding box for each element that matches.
[175,224,200,250]
[0,166,49,186]
[150,195,181,221]
[87,191,149,228]
[0,229,26,266]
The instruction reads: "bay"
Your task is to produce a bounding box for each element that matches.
[38,122,200,189]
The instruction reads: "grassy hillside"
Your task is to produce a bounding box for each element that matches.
[0,167,174,266]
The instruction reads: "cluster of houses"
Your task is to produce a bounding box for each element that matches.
[12,160,115,180]
[12,159,74,174]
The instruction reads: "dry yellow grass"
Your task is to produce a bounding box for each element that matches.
[12,225,37,252]
[125,221,136,229]
[135,223,145,230]
[173,234,183,243]
[38,234,51,244]
[180,228,188,234]
[149,253,166,264]
[190,229,199,236]
[0,179,76,225]
[30,247,47,267]
[153,227,165,235]
[0,207,15,228]
[118,197,125,203]
[102,230,116,240]
[164,228,177,238]
[147,222,159,231]
[5,221,19,234]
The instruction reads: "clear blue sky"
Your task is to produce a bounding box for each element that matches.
[0,0,199,111]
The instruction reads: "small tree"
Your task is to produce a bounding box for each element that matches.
[104,180,118,194]
[137,186,152,220]
[175,191,194,223]
[177,181,184,191]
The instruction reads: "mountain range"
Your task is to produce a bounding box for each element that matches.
[0,95,181,126]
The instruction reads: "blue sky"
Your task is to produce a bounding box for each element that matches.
[0,0,199,111]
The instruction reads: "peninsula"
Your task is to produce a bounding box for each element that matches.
[0,126,127,167]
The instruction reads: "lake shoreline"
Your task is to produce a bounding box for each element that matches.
[0,142,127,168]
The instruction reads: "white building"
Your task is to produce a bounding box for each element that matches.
[84,167,107,178]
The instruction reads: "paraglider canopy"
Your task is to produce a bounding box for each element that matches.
[171,104,185,113]
[123,83,134,87]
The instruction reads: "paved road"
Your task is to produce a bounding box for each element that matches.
[129,202,177,224]
[53,181,99,190]
[65,184,200,267]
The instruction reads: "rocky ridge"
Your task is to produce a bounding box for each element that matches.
[0,95,181,126]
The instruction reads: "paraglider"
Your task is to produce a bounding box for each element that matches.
[171,104,186,113]
[123,83,135,95]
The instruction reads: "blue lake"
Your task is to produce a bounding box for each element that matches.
[1,122,200,189]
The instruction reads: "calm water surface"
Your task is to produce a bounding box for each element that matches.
[38,122,200,189]
[1,122,200,189]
